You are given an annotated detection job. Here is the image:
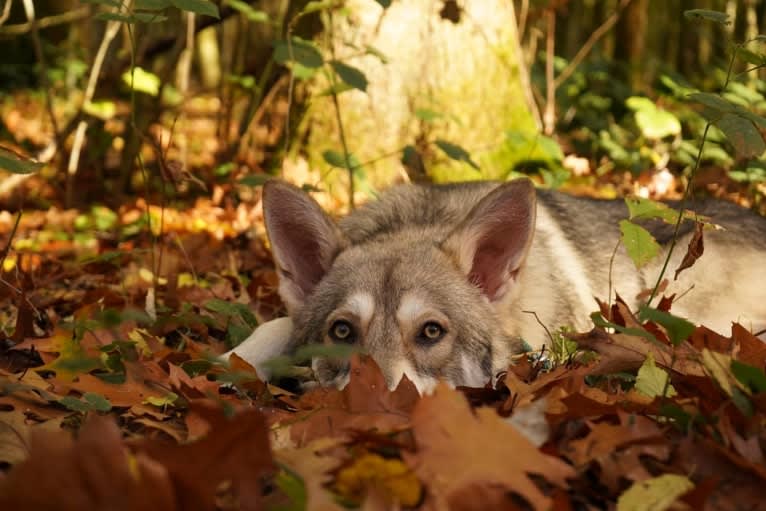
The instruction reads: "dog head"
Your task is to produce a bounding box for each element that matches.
[262,179,536,392]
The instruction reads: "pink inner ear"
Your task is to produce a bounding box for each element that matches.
[263,181,343,310]
[468,229,527,301]
[455,181,536,302]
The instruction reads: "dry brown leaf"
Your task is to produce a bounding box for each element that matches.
[0,415,177,511]
[134,401,274,511]
[279,355,419,446]
[573,328,706,377]
[274,437,346,511]
[674,221,704,280]
[404,384,574,510]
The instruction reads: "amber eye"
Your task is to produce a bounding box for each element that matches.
[416,322,445,345]
[330,320,355,343]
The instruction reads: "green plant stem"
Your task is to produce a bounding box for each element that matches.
[646,47,737,306]
[326,10,355,209]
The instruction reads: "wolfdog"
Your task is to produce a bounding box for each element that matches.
[228,179,766,392]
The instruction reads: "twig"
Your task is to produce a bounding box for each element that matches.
[326,10,355,208]
[522,310,554,347]
[607,238,620,315]
[0,0,13,27]
[21,0,63,158]
[647,47,738,305]
[0,211,22,271]
[0,5,89,35]
[66,2,128,207]
[553,0,632,88]
[518,0,529,40]
[543,8,555,135]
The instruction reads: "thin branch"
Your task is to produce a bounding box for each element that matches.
[553,0,632,89]
[0,6,89,35]
[543,9,555,135]
[66,2,127,207]
[0,0,13,27]
[647,48,738,305]
[518,0,529,40]
[22,0,63,157]
[326,10,355,209]
[0,211,22,271]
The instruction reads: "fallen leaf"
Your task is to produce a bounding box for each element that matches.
[0,415,177,510]
[617,474,694,511]
[274,437,346,511]
[673,221,704,280]
[404,384,574,510]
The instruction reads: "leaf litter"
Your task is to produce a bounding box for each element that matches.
[1,202,766,510]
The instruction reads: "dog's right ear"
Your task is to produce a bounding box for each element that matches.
[262,181,345,314]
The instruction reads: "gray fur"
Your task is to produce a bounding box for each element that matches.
[249,179,766,391]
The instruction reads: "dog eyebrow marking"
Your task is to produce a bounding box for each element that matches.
[343,291,376,327]
[396,292,436,325]
[396,292,429,326]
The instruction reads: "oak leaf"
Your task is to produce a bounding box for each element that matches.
[404,384,574,510]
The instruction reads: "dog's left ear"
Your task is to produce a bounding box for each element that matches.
[262,181,346,314]
[442,179,536,301]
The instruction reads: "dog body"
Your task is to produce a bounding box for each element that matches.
[229,180,766,392]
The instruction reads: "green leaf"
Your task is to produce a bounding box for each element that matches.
[83,99,117,120]
[225,0,269,22]
[589,312,658,343]
[0,148,43,174]
[59,392,112,412]
[181,359,214,377]
[205,298,244,316]
[274,469,307,511]
[83,392,113,411]
[215,162,236,176]
[435,139,480,170]
[330,61,368,92]
[322,150,360,170]
[736,47,766,66]
[690,92,766,129]
[144,392,179,407]
[122,67,161,96]
[635,353,677,398]
[714,113,766,159]
[273,37,324,69]
[626,96,681,140]
[170,0,220,18]
[684,9,730,24]
[96,11,168,23]
[80,0,121,6]
[317,81,354,96]
[624,197,680,224]
[415,108,442,121]
[58,396,91,413]
[619,220,660,268]
[238,174,271,187]
[731,386,754,416]
[135,0,172,9]
[637,107,681,140]
[374,0,392,7]
[731,360,766,393]
[364,45,389,63]
[300,0,338,14]
[638,306,695,346]
[625,96,655,111]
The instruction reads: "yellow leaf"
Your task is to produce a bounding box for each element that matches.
[334,452,422,507]
[617,474,694,511]
[701,348,735,396]
[635,352,676,398]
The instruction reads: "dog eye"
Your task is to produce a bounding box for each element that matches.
[329,320,355,343]
[416,322,445,345]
